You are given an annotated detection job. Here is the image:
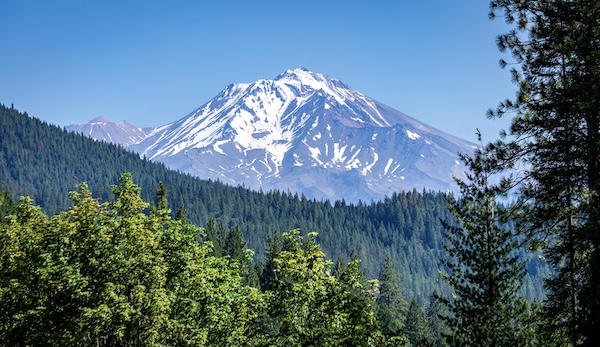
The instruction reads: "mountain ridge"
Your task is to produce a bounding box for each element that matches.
[67,117,152,146]
[1,103,547,303]
[73,68,476,202]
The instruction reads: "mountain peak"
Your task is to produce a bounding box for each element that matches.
[275,67,315,80]
[89,116,111,124]
[131,69,475,202]
[274,68,342,87]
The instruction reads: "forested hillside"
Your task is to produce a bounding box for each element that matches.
[0,103,546,302]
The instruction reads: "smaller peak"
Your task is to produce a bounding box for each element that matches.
[89,116,111,124]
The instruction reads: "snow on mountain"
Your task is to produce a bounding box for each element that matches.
[129,68,477,202]
[67,117,152,146]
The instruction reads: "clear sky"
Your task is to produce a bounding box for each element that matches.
[0,0,516,143]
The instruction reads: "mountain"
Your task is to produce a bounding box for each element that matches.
[0,103,547,303]
[67,116,152,146]
[130,68,476,201]
[91,68,474,202]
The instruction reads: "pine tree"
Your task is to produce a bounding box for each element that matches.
[440,142,524,346]
[376,256,408,338]
[0,181,15,223]
[155,182,168,213]
[224,225,247,261]
[224,225,258,287]
[488,1,600,344]
[174,203,189,222]
[260,230,282,291]
[404,299,434,347]
[204,217,226,257]
[426,291,449,347]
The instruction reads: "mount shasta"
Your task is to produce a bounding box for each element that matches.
[69,68,476,202]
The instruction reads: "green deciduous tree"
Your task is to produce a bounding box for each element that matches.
[0,197,49,346]
[332,256,381,347]
[265,230,338,346]
[0,174,263,346]
[264,230,385,347]
[0,176,170,346]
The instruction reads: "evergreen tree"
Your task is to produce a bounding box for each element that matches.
[376,256,408,338]
[332,257,348,279]
[0,181,15,223]
[203,218,226,257]
[440,143,524,346]
[224,225,259,287]
[404,299,434,347]
[174,203,189,222]
[0,103,547,305]
[156,181,168,213]
[260,230,282,291]
[489,1,600,344]
[426,291,449,347]
[224,225,247,261]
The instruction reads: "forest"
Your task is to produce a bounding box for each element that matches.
[2,0,600,345]
[0,104,547,304]
[0,174,543,346]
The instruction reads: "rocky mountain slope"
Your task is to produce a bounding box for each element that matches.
[74,68,476,202]
[67,116,152,146]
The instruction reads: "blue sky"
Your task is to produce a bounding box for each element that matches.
[1,1,515,142]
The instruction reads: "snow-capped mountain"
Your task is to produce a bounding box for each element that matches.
[67,116,152,146]
[129,68,476,202]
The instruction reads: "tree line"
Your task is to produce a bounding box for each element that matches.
[0,103,548,304]
[1,173,454,346]
[3,0,600,344]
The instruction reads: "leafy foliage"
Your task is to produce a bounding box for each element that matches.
[262,230,384,346]
[0,175,415,346]
[0,103,529,303]
[0,174,261,346]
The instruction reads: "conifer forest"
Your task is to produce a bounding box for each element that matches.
[1,1,600,346]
